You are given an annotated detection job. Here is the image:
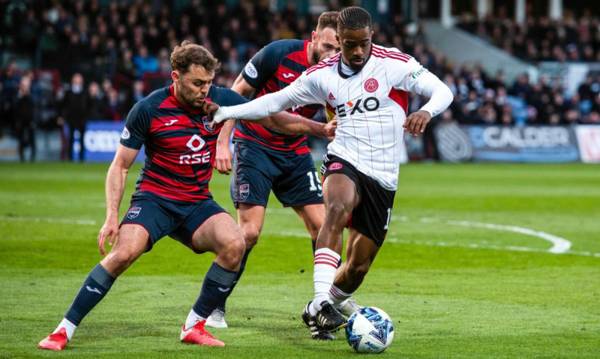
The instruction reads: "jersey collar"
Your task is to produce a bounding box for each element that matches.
[303,40,311,66]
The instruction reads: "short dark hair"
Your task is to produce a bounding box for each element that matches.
[170,40,220,73]
[316,11,338,31]
[338,6,372,31]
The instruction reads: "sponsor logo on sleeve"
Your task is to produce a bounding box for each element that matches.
[410,67,426,80]
[121,127,131,140]
[244,62,258,79]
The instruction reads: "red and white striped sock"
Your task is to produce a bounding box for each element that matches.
[329,284,352,306]
[310,248,341,315]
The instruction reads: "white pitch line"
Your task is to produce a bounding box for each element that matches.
[443,219,572,254]
[264,230,599,258]
[3,214,594,257]
[269,210,572,254]
[0,215,97,226]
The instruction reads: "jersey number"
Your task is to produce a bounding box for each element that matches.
[307,171,322,192]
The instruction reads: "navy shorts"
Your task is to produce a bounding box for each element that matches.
[321,155,396,247]
[230,141,324,208]
[121,192,227,252]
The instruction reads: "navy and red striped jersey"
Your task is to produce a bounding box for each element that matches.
[120,85,247,203]
[235,39,321,154]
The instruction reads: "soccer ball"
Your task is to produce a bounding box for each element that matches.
[345,307,394,353]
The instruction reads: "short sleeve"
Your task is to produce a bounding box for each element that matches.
[242,42,281,89]
[213,87,249,107]
[120,101,151,149]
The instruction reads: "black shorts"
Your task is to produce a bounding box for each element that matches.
[121,192,227,252]
[230,140,324,208]
[321,155,395,247]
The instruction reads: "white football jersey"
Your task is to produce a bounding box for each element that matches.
[283,44,431,190]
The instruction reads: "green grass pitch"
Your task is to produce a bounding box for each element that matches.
[1,162,599,358]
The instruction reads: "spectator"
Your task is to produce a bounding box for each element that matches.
[133,46,159,78]
[14,76,36,162]
[106,88,123,121]
[61,73,88,162]
[87,81,108,120]
[458,12,600,63]
[1,1,599,132]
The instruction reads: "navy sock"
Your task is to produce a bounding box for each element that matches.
[65,264,115,325]
[216,248,252,312]
[193,262,237,318]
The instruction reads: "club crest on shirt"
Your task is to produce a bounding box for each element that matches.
[364,78,379,93]
[202,116,215,132]
[238,183,250,201]
[127,206,142,219]
[328,162,343,171]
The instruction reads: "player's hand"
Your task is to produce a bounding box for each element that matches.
[203,102,230,126]
[403,110,432,136]
[323,119,337,141]
[201,100,219,115]
[97,216,120,256]
[215,140,232,175]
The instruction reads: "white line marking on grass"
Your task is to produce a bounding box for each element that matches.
[264,213,594,257]
[420,217,572,253]
[0,215,97,226]
[266,230,598,257]
[386,238,599,258]
[442,219,572,254]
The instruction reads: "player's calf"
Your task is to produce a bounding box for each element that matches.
[38,264,116,350]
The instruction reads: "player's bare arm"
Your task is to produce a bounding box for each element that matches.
[97,145,139,256]
[260,112,337,139]
[215,74,257,174]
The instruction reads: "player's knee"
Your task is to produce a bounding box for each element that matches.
[103,248,138,275]
[217,235,245,269]
[241,223,261,248]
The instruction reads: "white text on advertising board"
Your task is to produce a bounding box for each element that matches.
[483,127,570,148]
[84,130,121,152]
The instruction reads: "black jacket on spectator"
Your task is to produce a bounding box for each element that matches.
[62,90,89,129]
[14,93,36,162]
[62,89,89,161]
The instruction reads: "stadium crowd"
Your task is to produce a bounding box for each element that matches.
[1,0,599,161]
[458,9,600,63]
